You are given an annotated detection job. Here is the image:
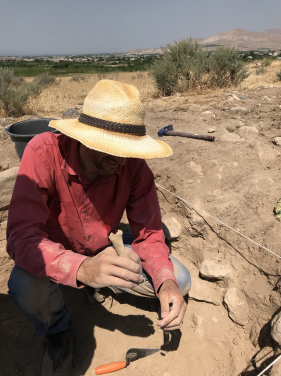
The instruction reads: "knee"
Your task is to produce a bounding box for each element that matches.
[170,256,192,297]
[8,266,55,313]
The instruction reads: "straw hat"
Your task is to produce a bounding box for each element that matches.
[49,80,172,159]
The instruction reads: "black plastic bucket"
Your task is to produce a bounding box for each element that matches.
[5,118,60,160]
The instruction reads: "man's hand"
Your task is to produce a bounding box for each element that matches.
[157,280,187,331]
[77,246,144,289]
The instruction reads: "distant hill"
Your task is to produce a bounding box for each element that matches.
[125,30,281,55]
[200,29,281,50]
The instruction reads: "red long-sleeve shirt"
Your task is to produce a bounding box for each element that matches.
[6,133,176,292]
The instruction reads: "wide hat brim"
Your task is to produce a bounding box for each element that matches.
[49,119,173,159]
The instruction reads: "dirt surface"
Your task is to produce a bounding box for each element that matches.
[1,85,281,375]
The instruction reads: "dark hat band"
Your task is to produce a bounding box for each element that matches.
[79,113,146,135]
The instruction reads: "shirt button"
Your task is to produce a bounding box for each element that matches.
[83,209,88,214]
[88,235,91,240]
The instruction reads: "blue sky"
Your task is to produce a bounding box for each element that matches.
[1,0,281,55]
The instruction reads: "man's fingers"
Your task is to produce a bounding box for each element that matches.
[102,254,142,274]
[104,264,144,284]
[160,296,170,320]
[125,247,141,265]
[89,276,139,290]
[158,301,186,330]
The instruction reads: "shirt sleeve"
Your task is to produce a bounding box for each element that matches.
[126,160,178,294]
[6,143,87,288]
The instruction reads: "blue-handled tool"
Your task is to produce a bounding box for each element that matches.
[158,124,215,142]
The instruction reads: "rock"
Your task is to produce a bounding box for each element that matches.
[192,312,205,337]
[273,137,281,146]
[202,111,212,116]
[226,124,237,133]
[263,96,271,101]
[253,347,274,369]
[269,356,281,376]
[208,128,216,133]
[239,126,259,134]
[230,107,249,115]
[221,133,242,143]
[0,117,14,128]
[232,94,241,101]
[0,167,19,210]
[223,287,249,326]
[189,276,223,306]
[62,108,79,117]
[257,143,280,163]
[199,260,232,281]
[0,162,9,172]
[189,104,203,112]
[271,312,281,346]
[162,213,181,240]
[234,93,249,101]
[175,93,181,97]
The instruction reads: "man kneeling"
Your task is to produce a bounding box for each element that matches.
[7,80,191,372]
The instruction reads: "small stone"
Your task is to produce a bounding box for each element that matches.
[162,213,181,240]
[200,260,232,281]
[234,93,248,101]
[62,108,80,117]
[230,107,249,115]
[239,126,259,134]
[273,137,281,146]
[189,276,223,306]
[232,94,241,101]
[189,104,202,112]
[271,312,281,346]
[208,128,216,133]
[0,117,14,128]
[224,287,249,326]
[263,96,271,101]
[221,133,242,143]
[0,162,9,172]
[175,93,181,97]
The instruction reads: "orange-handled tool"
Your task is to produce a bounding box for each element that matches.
[95,347,159,375]
[95,361,126,374]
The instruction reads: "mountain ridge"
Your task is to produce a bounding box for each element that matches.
[125,29,281,55]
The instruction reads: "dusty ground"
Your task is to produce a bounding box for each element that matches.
[1,68,281,375]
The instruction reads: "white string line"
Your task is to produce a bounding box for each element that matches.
[256,353,281,376]
[156,183,281,260]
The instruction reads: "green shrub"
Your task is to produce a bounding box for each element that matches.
[277,69,281,81]
[150,38,207,95]
[70,75,87,82]
[0,68,42,116]
[208,47,250,88]
[33,73,57,86]
[150,40,249,95]
[256,66,267,75]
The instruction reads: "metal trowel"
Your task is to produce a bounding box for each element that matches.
[95,347,159,374]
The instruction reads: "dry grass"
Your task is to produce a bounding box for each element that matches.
[28,72,157,117]
[241,60,281,89]
[26,59,281,117]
